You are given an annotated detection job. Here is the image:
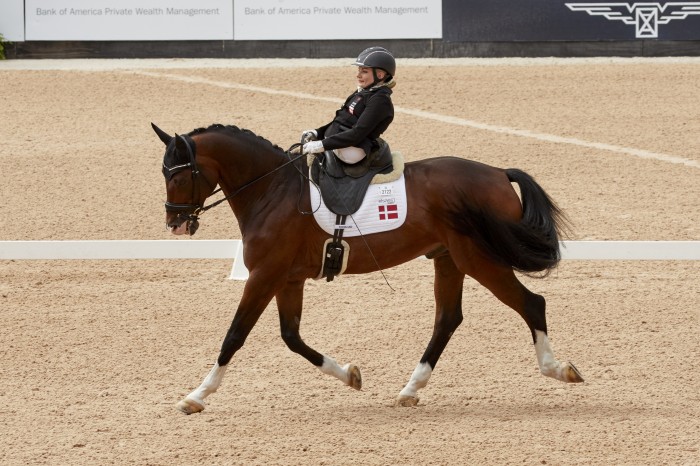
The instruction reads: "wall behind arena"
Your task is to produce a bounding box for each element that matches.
[2,0,700,58]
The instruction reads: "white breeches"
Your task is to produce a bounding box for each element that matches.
[334,147,366,164]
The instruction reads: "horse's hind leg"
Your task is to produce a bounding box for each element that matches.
[464,254,584,384]
[276,280,362,390]
[396,252,465,407]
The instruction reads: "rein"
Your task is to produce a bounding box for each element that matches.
[199,142,305,213]
[165,139,305,234]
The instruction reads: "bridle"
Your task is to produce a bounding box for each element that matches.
[164,136,305,235]
[163,136,207,235]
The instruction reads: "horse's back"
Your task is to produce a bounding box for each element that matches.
[407,156,503,178]
[404,156,520,219]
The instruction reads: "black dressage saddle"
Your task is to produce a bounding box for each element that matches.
[310,139,394,216]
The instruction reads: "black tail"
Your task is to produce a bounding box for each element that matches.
[449,168,569,276]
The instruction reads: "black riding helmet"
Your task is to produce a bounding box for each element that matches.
[353,47,396,84]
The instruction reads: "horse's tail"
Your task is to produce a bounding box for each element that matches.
[448,168,569,276]
[505,168,570,274]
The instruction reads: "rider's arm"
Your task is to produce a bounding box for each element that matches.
[321,93,393,152]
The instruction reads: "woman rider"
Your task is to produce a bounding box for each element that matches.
[302,47,396,164]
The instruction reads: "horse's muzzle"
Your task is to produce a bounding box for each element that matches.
[165,201,201,236]
[167,214,199,236]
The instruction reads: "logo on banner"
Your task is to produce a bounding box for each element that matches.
[378,204,398,220]
[566,2,700,38]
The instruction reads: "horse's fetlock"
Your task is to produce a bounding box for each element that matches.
[540,360,560,378]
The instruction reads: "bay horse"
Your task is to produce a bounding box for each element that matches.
[153,122,584,414]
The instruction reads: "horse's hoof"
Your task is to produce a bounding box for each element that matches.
[176,397,205,415]
[565,362,585,383]
[395,395,419,407]
[347,364,362,391]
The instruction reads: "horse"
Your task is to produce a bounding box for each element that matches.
[152,122,584,414]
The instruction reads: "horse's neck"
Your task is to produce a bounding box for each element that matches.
[216,141,298,223]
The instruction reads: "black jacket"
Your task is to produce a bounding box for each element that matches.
[316,86,394,156]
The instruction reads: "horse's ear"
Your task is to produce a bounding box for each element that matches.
[175,133,188,155]
[151,122,173,146]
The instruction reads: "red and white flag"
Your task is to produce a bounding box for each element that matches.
[378,204,399,220]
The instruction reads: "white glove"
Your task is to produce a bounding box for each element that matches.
[303,140,325,154]
[301,129,317,143]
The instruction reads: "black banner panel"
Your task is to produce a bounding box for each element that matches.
[443,0,700,41]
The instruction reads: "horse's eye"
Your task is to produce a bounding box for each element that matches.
[172,176,188,188]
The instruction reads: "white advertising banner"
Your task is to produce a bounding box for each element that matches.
[25,0,234,40]
[233,0,442,40]
[0,0,25,41]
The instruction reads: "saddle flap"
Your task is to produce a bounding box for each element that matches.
[318,172,374,216]
[311,143,397,216]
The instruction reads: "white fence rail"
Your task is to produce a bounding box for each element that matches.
[1,240,699,261]
[2,240,698,281]
[559,241,700,260]
[0,240,241,260]
[0,240,248,280]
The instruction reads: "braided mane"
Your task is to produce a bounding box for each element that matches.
[188,124,284,152]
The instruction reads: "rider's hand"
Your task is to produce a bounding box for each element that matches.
[301,129,317,143]
[303,140,325,154]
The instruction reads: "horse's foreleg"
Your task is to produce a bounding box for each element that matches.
[176,277,276,414]
[276,280,362,390]
[176,363,227,414]
[397,253,464,407]
[465,256,584,384]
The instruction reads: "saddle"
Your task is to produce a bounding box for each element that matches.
[310,139,394,216]
[309,139,394,282]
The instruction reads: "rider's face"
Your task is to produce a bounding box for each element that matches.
[356,66,386,89]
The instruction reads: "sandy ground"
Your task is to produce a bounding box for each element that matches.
[0,58,698,465]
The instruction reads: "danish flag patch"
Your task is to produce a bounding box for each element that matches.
[378,204,398,220]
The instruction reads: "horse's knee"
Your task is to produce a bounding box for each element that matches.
[453,311,464,329]
[280,330,324,366]
[280,330,305,354]
[438,311,463,334]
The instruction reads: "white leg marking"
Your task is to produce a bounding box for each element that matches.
[185,362,228,406]
[534,330,568,381]
[399,362,433,398]
[319,356,350,385]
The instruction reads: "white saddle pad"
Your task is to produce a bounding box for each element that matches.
[310,174,408,237]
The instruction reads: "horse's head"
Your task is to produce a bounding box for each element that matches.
[152,123,216,236]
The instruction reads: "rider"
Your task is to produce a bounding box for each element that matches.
[302,46,396,164]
